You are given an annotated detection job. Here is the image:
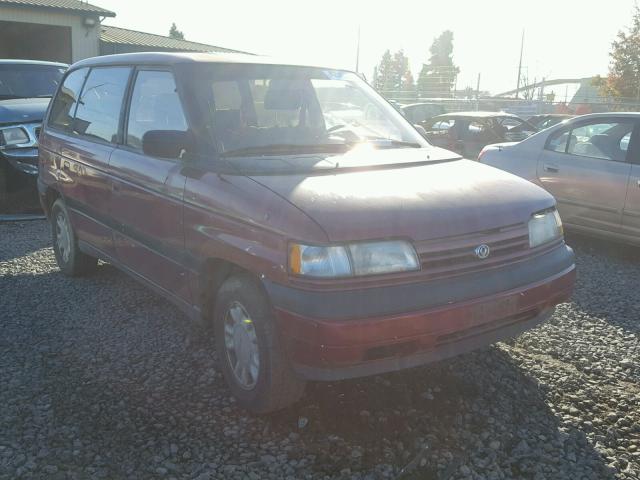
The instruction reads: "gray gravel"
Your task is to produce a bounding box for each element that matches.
[0,220,638,480]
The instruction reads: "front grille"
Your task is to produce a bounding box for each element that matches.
[415,223,533,280]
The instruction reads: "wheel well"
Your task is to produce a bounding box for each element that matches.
[43,187,61,218]
[200,259,251,321]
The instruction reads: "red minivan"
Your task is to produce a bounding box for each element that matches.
[38,53,575,413]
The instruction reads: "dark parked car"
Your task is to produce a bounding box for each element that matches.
[527,114,574,131]
[422,111,538,158]
[0,60,67,209]
[401,102,446,124]
[38,53,575,413]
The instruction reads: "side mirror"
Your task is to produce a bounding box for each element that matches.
[414,124,428,138]
[142,130,191,159]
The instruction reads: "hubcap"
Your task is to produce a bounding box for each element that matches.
[55,212,71,264]
[223,301,260,390]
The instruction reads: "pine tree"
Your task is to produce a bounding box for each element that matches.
[417,31,459,98]
[169,23,185,40]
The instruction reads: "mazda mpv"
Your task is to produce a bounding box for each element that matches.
[38,53,575,413]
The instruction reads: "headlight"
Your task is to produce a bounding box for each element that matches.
[528,209,563,248]
[0,126,30,148]
[289,240,420,278]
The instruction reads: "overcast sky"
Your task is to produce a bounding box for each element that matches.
[98,0,635,94]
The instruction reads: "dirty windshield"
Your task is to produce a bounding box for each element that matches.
[190,64,427,156]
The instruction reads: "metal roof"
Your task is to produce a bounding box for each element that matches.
[0,0,115,16]
[0,59,68,67]
[100,26,244,54]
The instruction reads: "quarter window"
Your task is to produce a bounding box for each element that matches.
[73,67,131,143]
[126,70,188,150]
[48,68,88,132]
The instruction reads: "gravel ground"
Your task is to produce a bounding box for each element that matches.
[0,220,638,480]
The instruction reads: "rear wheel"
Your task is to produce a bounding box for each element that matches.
[213,273,306,413]
[51,199,97,276]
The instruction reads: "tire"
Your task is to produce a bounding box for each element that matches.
[0,165,8,211]
[213,273,306,414]
[50,199,98,276]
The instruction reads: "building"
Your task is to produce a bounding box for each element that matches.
[0,0,245,64]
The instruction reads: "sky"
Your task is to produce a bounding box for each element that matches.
[97,0,636,95]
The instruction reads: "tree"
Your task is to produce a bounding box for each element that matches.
[597,4,640,100]
[417,30,459,98]
[373,49,414,97]
[169,23,185,40]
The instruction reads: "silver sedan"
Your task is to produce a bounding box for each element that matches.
[478,113,640,245]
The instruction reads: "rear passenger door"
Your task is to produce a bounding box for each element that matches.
[537,118,635,232]
[108,69,192,304]
[44,66,131,257]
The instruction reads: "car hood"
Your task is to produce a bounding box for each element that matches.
[250,153,555,242]
[0,98,49,126]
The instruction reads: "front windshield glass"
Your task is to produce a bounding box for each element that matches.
[0,64,66,99]
[188,64,428,156]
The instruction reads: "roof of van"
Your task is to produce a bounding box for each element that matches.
[71,52,352,72]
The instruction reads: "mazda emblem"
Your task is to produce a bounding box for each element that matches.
[474,244,491,259]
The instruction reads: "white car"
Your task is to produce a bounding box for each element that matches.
[478,113,640,245]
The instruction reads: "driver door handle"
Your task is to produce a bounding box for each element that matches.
[543,163,559,173]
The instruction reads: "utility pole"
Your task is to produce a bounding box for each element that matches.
[515,29,525,99]
[476,73,481,111]
[355,25,361,73]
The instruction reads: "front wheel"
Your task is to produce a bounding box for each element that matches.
[51,199,98,276]
[213,274,306,413]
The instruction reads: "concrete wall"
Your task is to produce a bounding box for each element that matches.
[0,5,100,62]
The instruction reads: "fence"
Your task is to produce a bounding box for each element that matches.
[379,91,640,117]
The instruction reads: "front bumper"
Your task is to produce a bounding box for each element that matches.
[265,244,575,381]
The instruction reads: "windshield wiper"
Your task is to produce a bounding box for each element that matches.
[0,94,23,100]
[365,138,422,148]
[221,143,350,157]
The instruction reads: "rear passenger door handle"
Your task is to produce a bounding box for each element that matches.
[543,164,559,173]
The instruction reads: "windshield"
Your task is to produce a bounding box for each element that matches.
[186,64,428,156]
[0,64,66,99]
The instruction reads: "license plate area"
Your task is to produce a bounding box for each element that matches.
[470,296,519,324]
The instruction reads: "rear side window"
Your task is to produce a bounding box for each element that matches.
[48,68,88,132]
[126,70,188,150]
[73,67,131,143]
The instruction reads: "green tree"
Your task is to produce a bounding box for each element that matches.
[374,49,414,96]
[417,30,459,98]
[393,50,414,94]
[597,4,640,100]
[169,23,185,40]
[374,50,395,92]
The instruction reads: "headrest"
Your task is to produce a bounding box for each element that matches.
[214,110,241,130]
[263,79,305,110]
